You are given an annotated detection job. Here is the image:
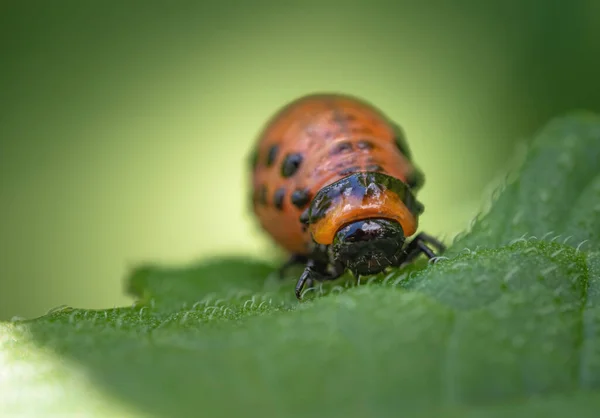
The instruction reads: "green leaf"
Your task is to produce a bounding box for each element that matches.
[449,112,600,255]
[5,243,600,417]
[2,113,600,417]
[581,250,600,388]
[125,256,293,313]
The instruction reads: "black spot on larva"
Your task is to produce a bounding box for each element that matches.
[338,166,360,177]
[406,170,425,190]
[281,153,303,178]
[356,140,375,150]
[330,141,353,155]
[291,188,311,208]
[273,187,286,210]
[366,164,383,172]
[258,184,268,205]
[266,144,279,167]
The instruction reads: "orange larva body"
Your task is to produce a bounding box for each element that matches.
[249,93,443,298]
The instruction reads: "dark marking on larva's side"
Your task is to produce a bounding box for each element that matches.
[366,164,384,172]
[258,184,268,205]
[291,188,311,208]
[356,140,375,150]
[266,144,279,167]
[329,141,353,155]
[406,169,425,190]
[273,187,286,210]
[338,166,360,177]
[391,123,412,160]
[414,200,425,214]
[281,153,303,178]
[306,172,424,225]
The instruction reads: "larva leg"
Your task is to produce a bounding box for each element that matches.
[295,260,344,300]
[395,232,446,266]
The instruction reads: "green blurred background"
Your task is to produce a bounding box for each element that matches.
[1,0,599,320]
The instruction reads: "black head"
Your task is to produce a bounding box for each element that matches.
[331,218,405,276]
